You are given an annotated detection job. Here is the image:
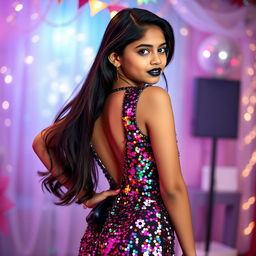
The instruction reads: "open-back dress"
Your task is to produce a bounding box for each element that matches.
[79,85,175,255]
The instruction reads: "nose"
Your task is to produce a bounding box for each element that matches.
[150,52,162,65]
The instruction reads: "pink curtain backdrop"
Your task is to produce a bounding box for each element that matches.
[0,0,255,255]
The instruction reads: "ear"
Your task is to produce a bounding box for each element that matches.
[108,52,121,67]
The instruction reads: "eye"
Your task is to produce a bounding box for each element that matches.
[137,49,150,55]
[158,47,167,53]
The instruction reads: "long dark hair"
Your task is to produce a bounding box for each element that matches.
[39,8,175,205]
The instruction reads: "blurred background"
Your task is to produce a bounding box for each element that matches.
[0,0,256,255]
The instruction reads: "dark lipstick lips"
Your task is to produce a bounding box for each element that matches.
[147,68,162,77]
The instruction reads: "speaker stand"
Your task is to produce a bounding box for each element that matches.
[205,136,218,256]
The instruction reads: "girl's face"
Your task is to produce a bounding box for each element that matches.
[110,25,168,87]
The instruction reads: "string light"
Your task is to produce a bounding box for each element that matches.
[242,96,249,105]
[243,221,255,235]
[179,27,188,36]
[24,56,34,64]
[244,112,252,121]
[203,50,211,58]
[244,125,256,145]
[247,105,254,114]
[247,67,254,76]
[242,196,256,210]
[249,43,256,51]
[218,51,228,60]
[4,118,12,127]
[31,35,40,43]
[0,66,8,74]
[250,95,256,104]
[14,3,23,12]
[241,151,256,177]
[4,75,13,84]
[2,101,10,110]
[6,14,15,23]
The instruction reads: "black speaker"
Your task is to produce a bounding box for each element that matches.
[192,77,240,138]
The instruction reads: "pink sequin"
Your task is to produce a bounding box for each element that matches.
[79,85,175,255]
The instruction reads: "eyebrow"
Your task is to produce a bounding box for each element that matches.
[135,42,167,48]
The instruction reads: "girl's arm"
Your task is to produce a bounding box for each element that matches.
[143,86,196,256]
[32,129,120,207]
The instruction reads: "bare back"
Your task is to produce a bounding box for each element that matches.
[90,86,150,186]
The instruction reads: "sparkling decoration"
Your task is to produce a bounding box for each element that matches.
[197,35,241,77]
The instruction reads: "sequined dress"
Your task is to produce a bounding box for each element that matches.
[79,85,175,255]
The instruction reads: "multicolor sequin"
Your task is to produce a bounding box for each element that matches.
[79,85,175,255]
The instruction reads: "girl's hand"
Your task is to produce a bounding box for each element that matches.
[83,189,120,209]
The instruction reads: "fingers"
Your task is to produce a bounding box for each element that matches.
[82,189,121,209]
[102,189,120,197]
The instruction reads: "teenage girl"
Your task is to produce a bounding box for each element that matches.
[32,8,196,256]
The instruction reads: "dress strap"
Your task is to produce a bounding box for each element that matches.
[110,86,138,94]
[122,84,152,139]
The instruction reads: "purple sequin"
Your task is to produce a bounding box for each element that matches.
[79,85,175,255]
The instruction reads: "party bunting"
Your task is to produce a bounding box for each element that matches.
[78,0,90,9]
[89,0,108,16]
[137,0,157,5]
[107,5,126,13]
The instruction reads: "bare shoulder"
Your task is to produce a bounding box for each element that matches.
[142,85,170,101]
[140,85,173,123]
